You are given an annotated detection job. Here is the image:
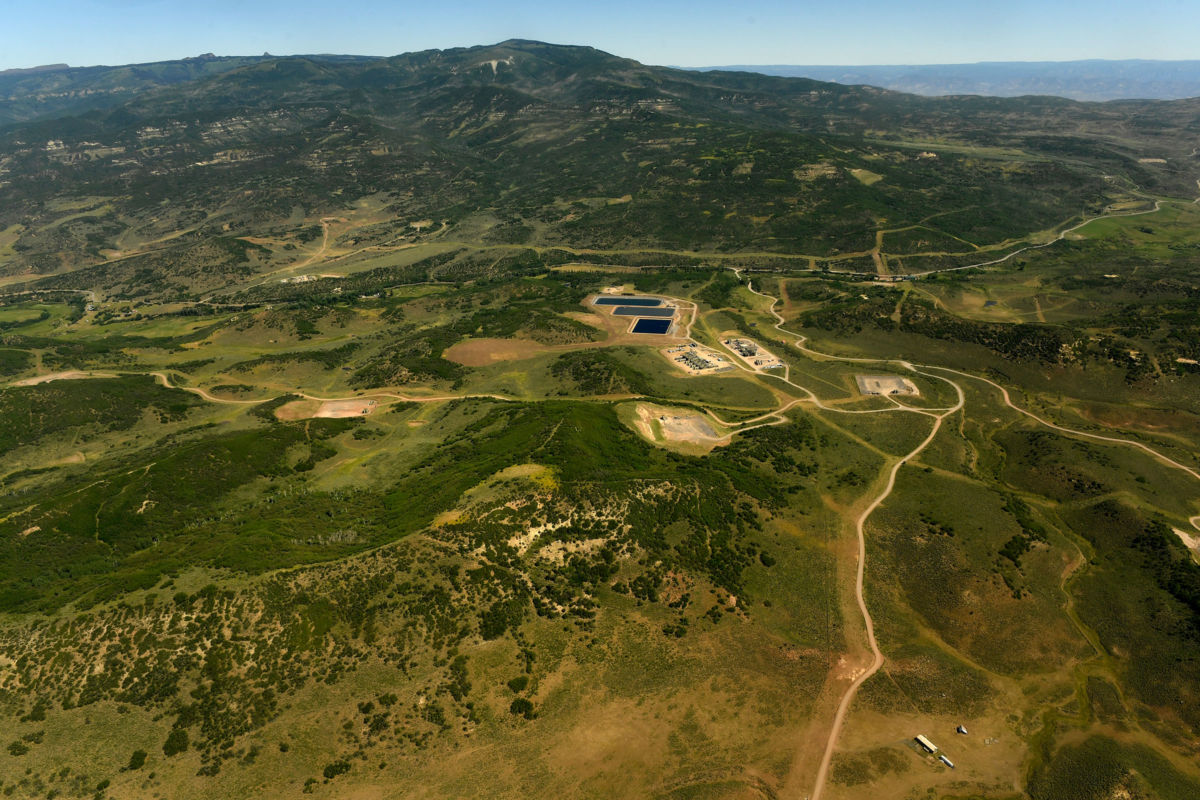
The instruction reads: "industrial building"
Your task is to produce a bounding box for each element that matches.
[679,352,713,370]
[729,339,758,357]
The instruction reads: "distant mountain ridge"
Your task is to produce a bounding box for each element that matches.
[0,53,382,127]
[6,51,1199,131]
[693,60,1200,101]
[0,63,70,75]
[2,38,1199,298]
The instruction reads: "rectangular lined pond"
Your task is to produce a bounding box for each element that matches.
[631,318,673,334]
[593,296,661,306]
[612,306,675,317]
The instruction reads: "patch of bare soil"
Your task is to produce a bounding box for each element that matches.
[1174,527,1200,562]
[274,399,321,420]
[274,398,377,420]
[1075,402,1195,434]
[314,398,377,418]
[658,412,719,442]
[562,311,608,329]
[855,374,919,396]
[445,301,687,366]
[632,403,728,454]
[443,337,556,366]
[11,370,116,386]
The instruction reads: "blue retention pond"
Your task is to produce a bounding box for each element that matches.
[593,296,661,306]
[631,318,672,334]
[613,306,674,317]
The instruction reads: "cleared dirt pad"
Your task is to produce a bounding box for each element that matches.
[445,300,687,366]
[722,335,783,370]
[662,344,733,375]
[628,402,728,454]
[275,398,377,420]
[855,374,919,396]
[443,337,553,366]
[316,398,377,417]
[11,370,116,386]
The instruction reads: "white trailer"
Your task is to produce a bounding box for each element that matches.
[915,734,938,753]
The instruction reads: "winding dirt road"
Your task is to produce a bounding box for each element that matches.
[734,268,1200,800]
[149,372,264,404]
[923,366,1200,482]
[809,377,963,800]
[148,371,515,407]
[904,199,1164,278]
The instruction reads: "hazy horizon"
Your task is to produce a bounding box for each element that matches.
[8,51,1200,73]
[2,0,1198,73]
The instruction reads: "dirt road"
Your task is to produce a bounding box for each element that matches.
[149,372,264,404]
[809,379,962,800]
[149,371,515,407]
[925,366,1200,483]
[733,267,1200,800]
[10,370,116,386]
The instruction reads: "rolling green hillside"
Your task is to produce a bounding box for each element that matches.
[0,41,1198,800]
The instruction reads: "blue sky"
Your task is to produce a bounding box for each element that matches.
[2,0,1197,71]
